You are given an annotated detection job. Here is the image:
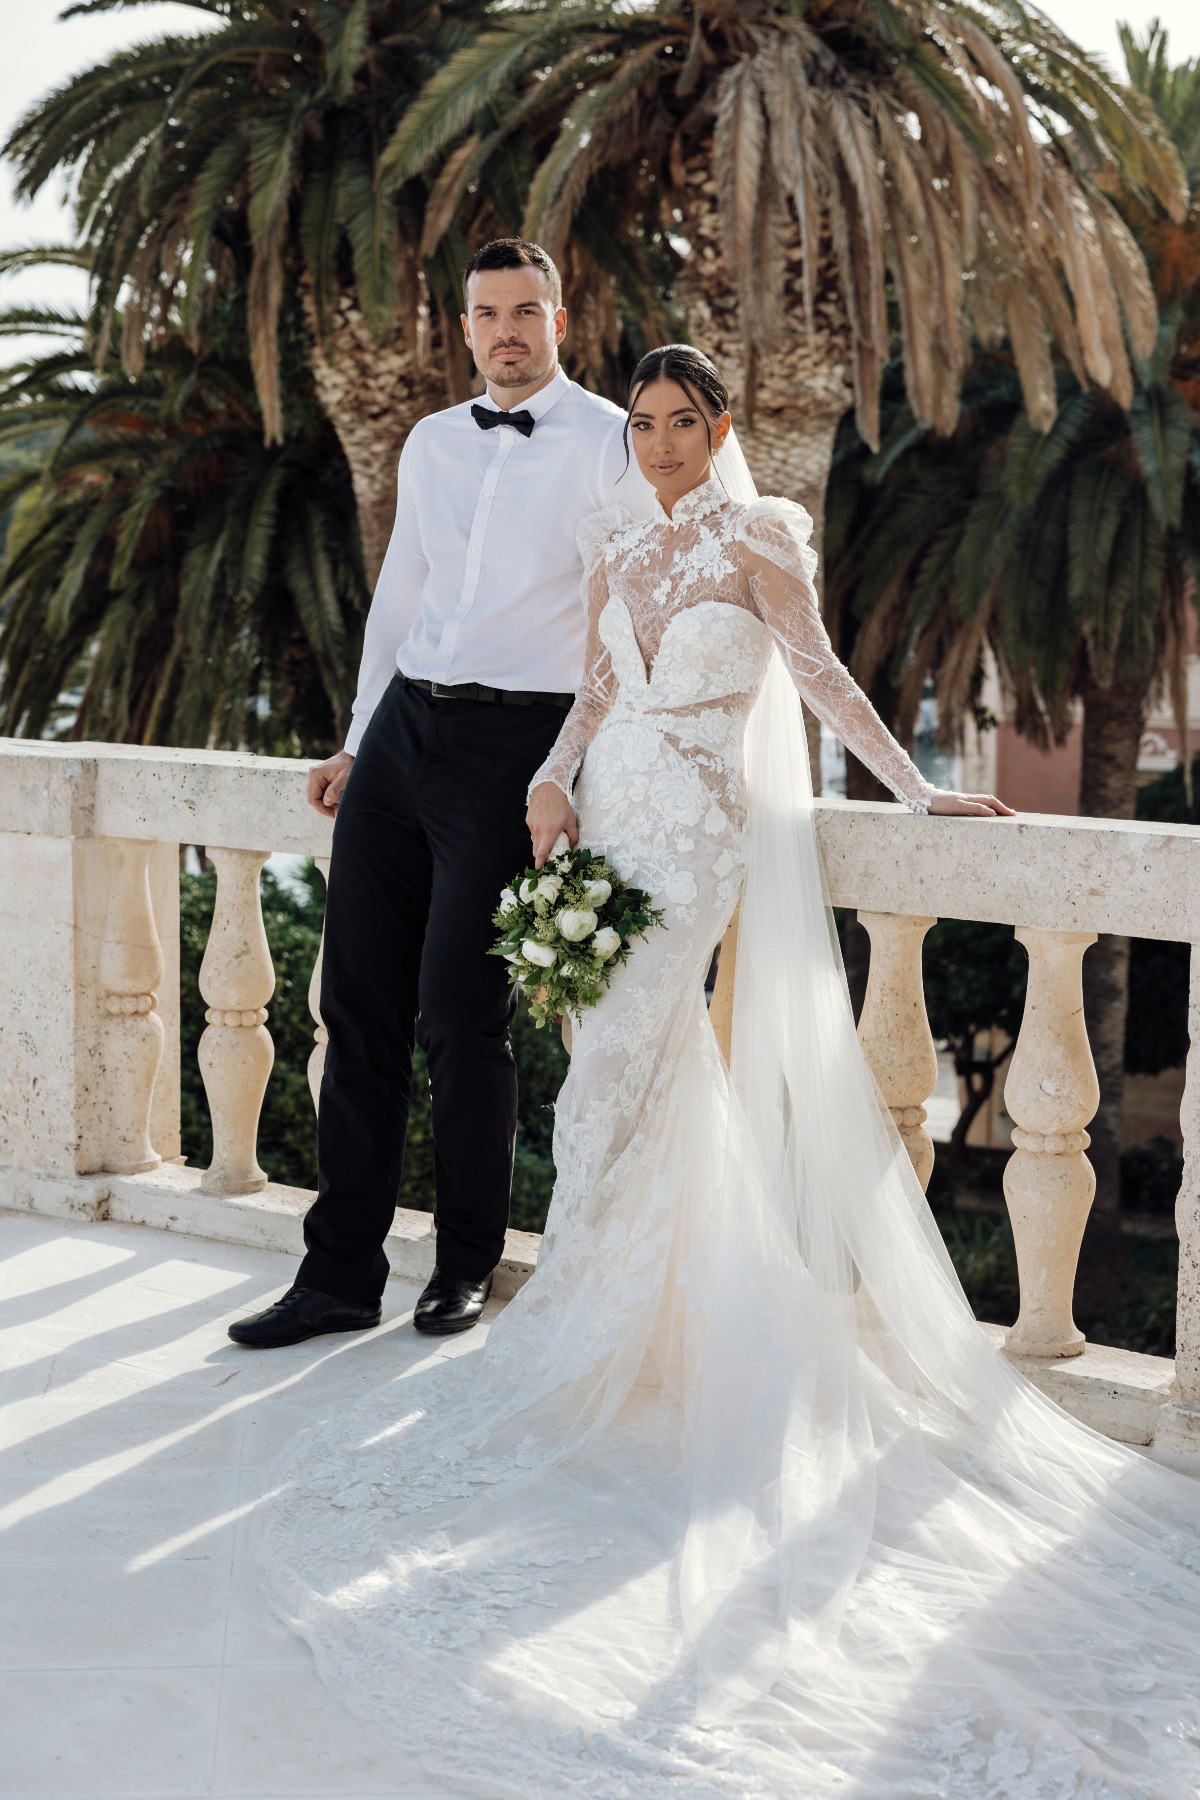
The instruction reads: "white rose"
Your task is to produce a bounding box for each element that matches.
[536,874,563,903]
[522,939,557,968]
[592,927,621,960]
[556,907,597,942]
[583,879,612,906]
[498,887,519,914]
[519,877,539,904]
[503,951,522,963]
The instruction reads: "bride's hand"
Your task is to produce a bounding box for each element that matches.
[928,790,1015,817]
[527,781,580,867]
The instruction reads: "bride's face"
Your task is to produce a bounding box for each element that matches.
[628,377,731,510]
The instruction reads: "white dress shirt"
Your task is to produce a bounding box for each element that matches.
[344,365,656,754]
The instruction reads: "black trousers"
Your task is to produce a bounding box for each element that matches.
[298,676,565,1302]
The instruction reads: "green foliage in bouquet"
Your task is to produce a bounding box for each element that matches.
[491,839,664,1029]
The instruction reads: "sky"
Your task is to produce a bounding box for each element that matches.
[1,0,1199,367]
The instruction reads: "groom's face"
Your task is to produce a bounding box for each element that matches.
[461,268,566,397]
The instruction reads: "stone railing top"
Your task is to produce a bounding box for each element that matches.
[813,798,1200,941]
[1,739,333,857]
[3,740,1199,938]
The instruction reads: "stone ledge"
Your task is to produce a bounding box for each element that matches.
[979,1322,1180,1450]
[5,1163,1192,1457]
[0,1166,111,1221]
[1148,1400,1200,1470]
[815,800,1200,942]
[0,1162,540,1300]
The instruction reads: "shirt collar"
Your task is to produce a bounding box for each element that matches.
[483,363,571,426]
[656,474,727,524]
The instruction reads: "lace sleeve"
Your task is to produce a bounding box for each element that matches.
[736,499,937,814]
[527,507,624,801]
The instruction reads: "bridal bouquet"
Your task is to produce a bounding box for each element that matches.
[491,834,664,1029]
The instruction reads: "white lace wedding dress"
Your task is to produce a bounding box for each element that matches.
[259,480,1200,1799]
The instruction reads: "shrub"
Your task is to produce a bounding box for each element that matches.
[936,1211,1020,1327]
[1120,1136,1183,1215]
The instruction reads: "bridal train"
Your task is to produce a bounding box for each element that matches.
[257,483,1200,1799]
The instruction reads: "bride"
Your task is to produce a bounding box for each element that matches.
[259,346,1200,1799]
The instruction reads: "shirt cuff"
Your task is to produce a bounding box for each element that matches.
[343,714,367,757]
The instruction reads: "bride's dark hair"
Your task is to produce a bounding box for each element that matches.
[620,345,729,476]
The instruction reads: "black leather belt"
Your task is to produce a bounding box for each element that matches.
[402,675,574,712]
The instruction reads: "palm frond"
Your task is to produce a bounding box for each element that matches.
[299,157,341,343]
[525,39,668,248]
[378,16,610,194]
[338,154,398,337]
[314,0,370,102]
[1129,381,1191,529]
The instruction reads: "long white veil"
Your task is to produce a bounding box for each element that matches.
[679,432,1200,1731]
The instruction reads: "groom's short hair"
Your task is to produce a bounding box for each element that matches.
[462,238,562,310]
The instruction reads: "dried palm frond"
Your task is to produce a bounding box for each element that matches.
[500,0,1189,454]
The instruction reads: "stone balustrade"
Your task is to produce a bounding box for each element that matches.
[2,742,1199,1457]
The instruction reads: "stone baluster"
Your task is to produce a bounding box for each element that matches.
[855,912,939,1191]
[1174,940,1200,1406]
[198,849,274,1195]
[1002,927,1099,1359]
[306,857,331,1112]
[99,839,165,1174]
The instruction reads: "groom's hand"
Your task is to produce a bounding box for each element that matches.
[307,750,355,818]
[527,782,579,868]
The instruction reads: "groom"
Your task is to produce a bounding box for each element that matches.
[230,238,653,1348]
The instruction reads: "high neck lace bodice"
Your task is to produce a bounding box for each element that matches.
[653,474,728,524]
[530,488,937,813]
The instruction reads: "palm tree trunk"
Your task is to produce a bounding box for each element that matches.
[302,284,449,589]
[676,163,855,794]
[1074,666,1148,1323]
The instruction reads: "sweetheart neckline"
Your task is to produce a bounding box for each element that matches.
[599,593,770,688]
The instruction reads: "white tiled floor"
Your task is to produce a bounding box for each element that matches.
[0,1208,501,1799]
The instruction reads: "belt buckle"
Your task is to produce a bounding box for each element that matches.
[429,681,459,700]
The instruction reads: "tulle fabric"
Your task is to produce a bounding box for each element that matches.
[256,436,1200,1798]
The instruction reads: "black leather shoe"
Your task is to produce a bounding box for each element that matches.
[227,1285,382,1348]
[413,1267,493,1336]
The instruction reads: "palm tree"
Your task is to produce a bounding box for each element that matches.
[3,0,498,584]
[829,342,1198,1185]
[0,287,365,752]
[384,0,1186,555]
[823,21,1200,1223]
[1121,19,1200,183]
